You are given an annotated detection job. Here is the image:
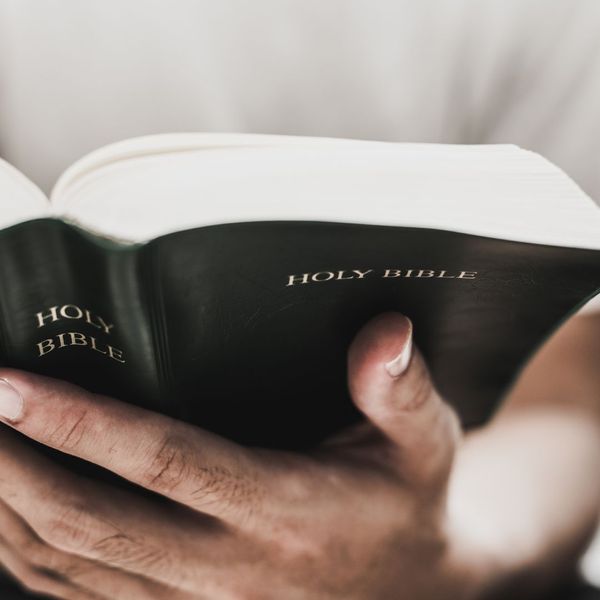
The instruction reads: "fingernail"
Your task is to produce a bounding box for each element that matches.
[384,322,413,378]
[0,378,23,422]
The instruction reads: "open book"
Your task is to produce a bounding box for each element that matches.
[1,133,599,448]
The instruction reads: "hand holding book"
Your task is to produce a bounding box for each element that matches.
[0,314,492,599]
[1,311,598,599]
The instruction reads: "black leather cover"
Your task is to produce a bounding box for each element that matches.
[0,218,598,449]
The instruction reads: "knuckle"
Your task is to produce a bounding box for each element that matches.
[39,503,95,553]
[42,406,92,452]
[140,431,261,520]
[141,433,192,493]
[188,463,236,502]
[187,461,260,519]
[90,532,169,570]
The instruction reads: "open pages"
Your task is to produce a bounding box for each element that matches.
[1,133,599,249]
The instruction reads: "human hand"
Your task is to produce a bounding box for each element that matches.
[0,313,497,600]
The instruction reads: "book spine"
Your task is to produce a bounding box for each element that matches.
[0,219,163,411]
[139,241,175,414]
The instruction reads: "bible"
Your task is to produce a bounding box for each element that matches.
[0,133,598,449]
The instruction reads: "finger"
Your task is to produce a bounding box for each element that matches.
[0,533,98,600]
[0,427,239,591]
[0,558,94,600]
[0,369,268,523]
[347,312,461,488]
[0,499,185,600]
[0,548,95,600]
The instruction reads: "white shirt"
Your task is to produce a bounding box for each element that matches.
[0,0,599,201]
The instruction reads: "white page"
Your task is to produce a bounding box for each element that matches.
[51,133,600,249]
[0,157,49,229]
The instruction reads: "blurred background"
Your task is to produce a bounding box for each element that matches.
[0,0,598,593]
[0,0,599,202]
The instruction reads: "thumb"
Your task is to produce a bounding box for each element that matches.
[348,312,461,488]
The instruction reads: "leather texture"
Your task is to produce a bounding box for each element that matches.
[0,219,597,449]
